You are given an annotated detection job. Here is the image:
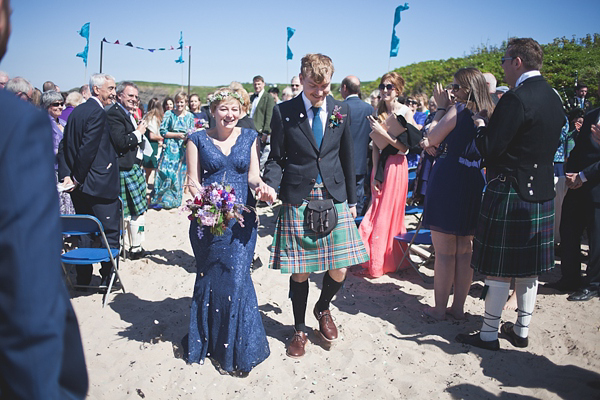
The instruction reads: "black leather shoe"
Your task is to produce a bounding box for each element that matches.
[129,248,147,260]
[545,279,581,293]
[500,322,529,348]
[455,332,500,351]
[567,286,599,301]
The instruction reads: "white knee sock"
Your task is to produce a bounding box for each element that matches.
[129,214,145,251]
[514,277,538,338]
[480,279,510,341]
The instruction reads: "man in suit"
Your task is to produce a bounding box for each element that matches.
[456,38,565,351]
[0,0,88,396]
[341,75,374,216]
[58,73,120,287]
[547,81,600,301]
[250,75,276,170]
[264,54,369,358]
[569,83,591,113]
[107,81,148,259]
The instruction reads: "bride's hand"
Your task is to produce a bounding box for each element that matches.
[255,183,277,204]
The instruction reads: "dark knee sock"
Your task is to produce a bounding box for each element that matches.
[316,271,344,312]
[289,277,309,332]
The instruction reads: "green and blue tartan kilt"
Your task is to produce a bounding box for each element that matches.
[471,176,555,277]
[269,186,369,274]
[120,164,147,218]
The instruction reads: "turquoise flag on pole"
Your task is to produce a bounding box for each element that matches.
[175,31,184,63]
[286,27,295,60]
[76,22,90,66]
[389,4,409,57]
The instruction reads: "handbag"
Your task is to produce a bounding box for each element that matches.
[306,199,338,235]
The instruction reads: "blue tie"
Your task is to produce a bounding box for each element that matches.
[311,106,323,184]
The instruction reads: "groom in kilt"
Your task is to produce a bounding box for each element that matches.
[263,54,369,358]
[107,81,148,260]
[456,38,565,350]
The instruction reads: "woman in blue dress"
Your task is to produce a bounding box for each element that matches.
[150,91,195,209]
[420,68,495,320]
[185,88,276,374]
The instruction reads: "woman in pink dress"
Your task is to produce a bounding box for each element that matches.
[359,72,417,277]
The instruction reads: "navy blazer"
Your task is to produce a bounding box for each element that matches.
[58,98,120,199]
[566,107,600,201]
[344,95,374,176]
[476,75,564,202]
[0,90,88,399]
[106,102,141,171]
[263,94,356,205]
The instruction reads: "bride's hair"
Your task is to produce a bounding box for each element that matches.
[208,87,243,114]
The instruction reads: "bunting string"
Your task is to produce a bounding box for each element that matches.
[101,37,190,53]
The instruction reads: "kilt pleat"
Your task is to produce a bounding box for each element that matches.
[120,164,148,218]
[269,186,369,274]
[471,177,555,277]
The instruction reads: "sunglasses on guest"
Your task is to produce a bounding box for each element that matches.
[501,56,515,65]
[291,84,300,88]
[378,83,395,91]
[447,84,461,92]
[51,102,64,107]
[407,100,418,105]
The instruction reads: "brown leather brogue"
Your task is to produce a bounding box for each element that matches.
[286,331,308,358]
[313,305,338,341]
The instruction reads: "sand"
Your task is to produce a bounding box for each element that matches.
[69,198,600,399]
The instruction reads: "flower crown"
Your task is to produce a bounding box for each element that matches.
[207,91,244,106]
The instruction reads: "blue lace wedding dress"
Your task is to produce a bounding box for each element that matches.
[186,128,270,373]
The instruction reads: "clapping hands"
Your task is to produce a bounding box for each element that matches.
[433,82,453,110]
[255,183,277,204]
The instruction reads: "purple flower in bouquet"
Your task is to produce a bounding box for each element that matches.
[182,181,251,238]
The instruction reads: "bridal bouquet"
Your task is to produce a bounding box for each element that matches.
[183,182,249,238]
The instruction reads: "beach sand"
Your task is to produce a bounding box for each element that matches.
[69,198,600,399]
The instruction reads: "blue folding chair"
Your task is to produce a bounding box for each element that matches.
[61,214,125,307]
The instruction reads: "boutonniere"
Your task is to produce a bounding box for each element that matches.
[329,105,346,128]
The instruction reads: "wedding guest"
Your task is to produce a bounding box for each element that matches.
[79,84,91,100]
[268,86,280,103]
[281,86,293,102]
[189,93,202,115]
[456,38,565,350]
[150,91,194,209]
[162,96,174,112]
[107,82,148,259]
[264,54,369,358]
[290,75,302,97]
[61,91,84,122]
[0,66,88,400]
[358,72,416,278]
[57,73,120,287]
[43,80,57,92]
[5,76,33,102]
[0,70,8,88]
[369,89,380,109]
[420,68,494,320]
[142,98,164,183]
[43,90,75,215]
[186,88,275,374]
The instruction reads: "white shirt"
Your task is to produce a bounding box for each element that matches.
[250,90,264,118]
[515,70,541,87]
[301,92,327,132]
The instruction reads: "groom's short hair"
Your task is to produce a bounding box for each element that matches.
[300,54,334,84]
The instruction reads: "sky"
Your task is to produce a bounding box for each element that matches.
[2,0,599,91]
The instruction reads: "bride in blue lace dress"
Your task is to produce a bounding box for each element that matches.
[185,88,276,374]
